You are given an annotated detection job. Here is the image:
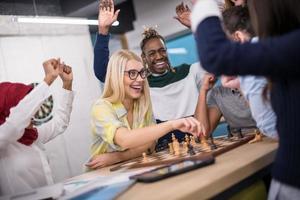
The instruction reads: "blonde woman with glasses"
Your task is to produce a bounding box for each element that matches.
[86,50,202,170]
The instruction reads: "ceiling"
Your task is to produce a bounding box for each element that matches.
[0,0,126,17]
[61,0,127,17]
[0,0,135,33]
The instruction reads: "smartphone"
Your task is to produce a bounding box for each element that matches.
[129,156,215,183]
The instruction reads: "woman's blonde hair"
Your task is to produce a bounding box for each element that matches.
[102,50,153,126]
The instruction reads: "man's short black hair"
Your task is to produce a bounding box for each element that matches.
[222,5,255,36]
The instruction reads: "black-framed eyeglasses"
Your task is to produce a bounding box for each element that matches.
[124,68,151,80]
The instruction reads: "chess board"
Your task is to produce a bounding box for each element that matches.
[110,133,255,171]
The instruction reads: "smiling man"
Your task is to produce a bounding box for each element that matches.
[138,28,205,149]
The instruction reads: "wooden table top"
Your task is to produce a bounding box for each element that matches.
[67,138,278,200]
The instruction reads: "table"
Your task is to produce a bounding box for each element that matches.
[68,138,278,200]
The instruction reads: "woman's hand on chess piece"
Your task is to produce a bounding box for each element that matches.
[169,117,202,137]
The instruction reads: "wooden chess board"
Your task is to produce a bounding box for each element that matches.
[110,133,255,171]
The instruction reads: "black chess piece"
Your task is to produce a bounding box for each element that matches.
[195,136,200,143]
[187,144,196,156]
[209,135,218,150]
[227,125,233,138]
[230,127,244,139]
[237,128,243,139]
[155,139,169,152]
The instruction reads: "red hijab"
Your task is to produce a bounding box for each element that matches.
[0,82,38,146]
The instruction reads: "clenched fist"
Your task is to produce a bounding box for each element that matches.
[43,58,60,85]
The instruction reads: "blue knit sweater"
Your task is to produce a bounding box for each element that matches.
[195,17,300,188]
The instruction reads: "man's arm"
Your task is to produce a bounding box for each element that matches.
[194,74,222,136]
[93,0,120,82]
[94,34,110,82]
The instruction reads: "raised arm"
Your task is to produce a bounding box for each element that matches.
[191,0,300,77]
[194,74,222,136]
[94,0,120,82]
[174,2,191,29]
[0,59,59,149]
[37,62,74,144]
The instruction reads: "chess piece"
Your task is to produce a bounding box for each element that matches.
[237,129,244,139]
[209,135,218,150]
[187,144,196,156]
[249,129,263,144]
[200,135,209,148]
[142,152,148,162]
[174,149,180,156]
[227,125,233,138]
[169,143,174,154]
[190,136,196,146]
[195,136,200,143]
[183,142,188,154]
[185,134,190,144]
[155,139,169,152]
[230,127,244,139]
[173,140,180,156]
[172,133,176,142]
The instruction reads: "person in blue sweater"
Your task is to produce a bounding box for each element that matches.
[94,0,205,152]
[191,0,300,199]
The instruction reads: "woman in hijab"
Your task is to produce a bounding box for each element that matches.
[0,58,74,196]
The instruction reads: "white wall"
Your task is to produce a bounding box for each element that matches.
[0,16,101,182]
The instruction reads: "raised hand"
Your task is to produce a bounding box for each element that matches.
[174,2,191,29]
[201,73,216,92]
[221,75,240,89]
[58,60,73,90]
[98,0,120,35]
[169,117,203,137]
[43,58,60,85]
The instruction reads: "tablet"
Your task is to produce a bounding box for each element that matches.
[130,156,215,183]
